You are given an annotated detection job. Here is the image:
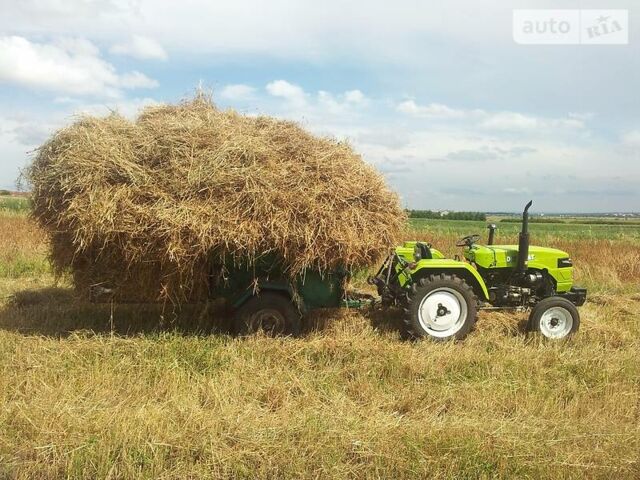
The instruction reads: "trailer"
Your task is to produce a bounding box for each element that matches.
[208,256,363,335]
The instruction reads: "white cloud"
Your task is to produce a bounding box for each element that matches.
[397,99,586,132]
[118,71,158,89]
[316,91,344,115]
[621,130,640,148]
[266,80,307,106]
[0,116,55,147]
[53,96,79,104]
[218,84,256,101]
[479,112,539,130]
[344,89,366,104]
[480,112,585,131]
[316,90,369,115]
[72,97,162,119]
[0,36,158,97]
[109,35,168,61]
[568,112,595,121]
[1,96,161,148]
[248,81,371,137]
[396,100,473,119]
[0,1,525,62]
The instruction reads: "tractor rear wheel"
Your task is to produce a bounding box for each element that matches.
[528,296,579,340]
[234,293,301,337]
[405,274,477,341]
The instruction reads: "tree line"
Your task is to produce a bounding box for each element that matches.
[407,210,486,221]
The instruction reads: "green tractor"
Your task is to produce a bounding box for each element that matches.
[370,201,587,341]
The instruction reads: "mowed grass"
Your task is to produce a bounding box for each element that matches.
[0,213,639,479]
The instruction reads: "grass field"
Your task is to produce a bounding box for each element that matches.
[1,213,639,478]
[0,195,31,214]
[410,217,640,241]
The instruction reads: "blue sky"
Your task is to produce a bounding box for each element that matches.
[0,0,638,212]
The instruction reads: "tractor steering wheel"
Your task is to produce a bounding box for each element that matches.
[456,234,481,247]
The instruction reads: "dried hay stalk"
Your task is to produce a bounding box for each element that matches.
[27,94,405,302]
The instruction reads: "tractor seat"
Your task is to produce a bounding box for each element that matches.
[416,242,432,260]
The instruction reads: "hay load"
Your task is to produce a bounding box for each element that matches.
[27,94,405,302]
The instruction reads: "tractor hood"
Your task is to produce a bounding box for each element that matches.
[468,245,570,270]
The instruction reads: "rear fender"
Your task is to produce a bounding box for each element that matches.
[409,259,490,301]
[231,279,295,310]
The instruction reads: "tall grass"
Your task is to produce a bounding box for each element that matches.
[0,215,49,279]
[0,212,638,478]
[0,195,31,213]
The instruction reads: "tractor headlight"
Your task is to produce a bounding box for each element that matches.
[413,245,422,261]
[557,257,573,268]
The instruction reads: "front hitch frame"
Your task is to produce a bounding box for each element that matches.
[368,252,411,306]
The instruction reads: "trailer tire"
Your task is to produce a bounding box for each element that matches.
[528,296,579,340]
[234,292,301,337]
[405,274,477,341]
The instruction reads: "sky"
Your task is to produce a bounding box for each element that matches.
[0,0,638,212]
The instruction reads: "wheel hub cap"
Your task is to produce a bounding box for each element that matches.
[249,309,286,335]
[418,288,467,338]
[436,303,451,317]
[539,306,573,339]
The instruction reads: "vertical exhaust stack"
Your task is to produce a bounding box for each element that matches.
[516,200,533,274]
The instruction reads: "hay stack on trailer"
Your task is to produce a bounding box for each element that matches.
[27,94,405,302]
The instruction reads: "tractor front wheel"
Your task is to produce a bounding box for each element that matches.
[529,296,580,340]
[405,274,477,341]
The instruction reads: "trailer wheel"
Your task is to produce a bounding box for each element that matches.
[405,274,477,341]
[234,292,301,337]
[529,297,579,340]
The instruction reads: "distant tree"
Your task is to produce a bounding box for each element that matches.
[407,209,486,221]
